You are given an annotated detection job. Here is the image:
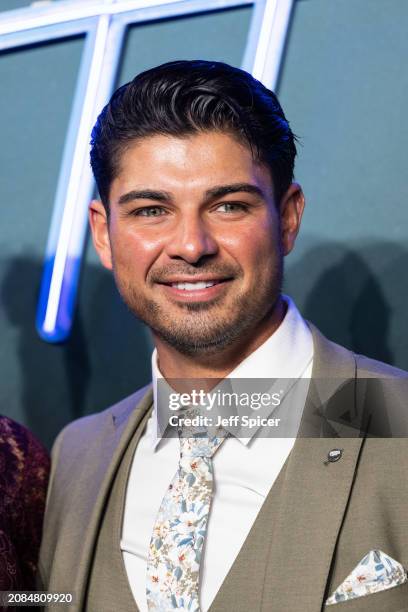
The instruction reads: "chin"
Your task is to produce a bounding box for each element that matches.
[154,324,244,356]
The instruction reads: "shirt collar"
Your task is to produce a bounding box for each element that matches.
[151,295,313,449]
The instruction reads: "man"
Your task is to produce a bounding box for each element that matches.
[39,61,408,611]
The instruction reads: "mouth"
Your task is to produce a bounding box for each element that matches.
[169,279,223,290]
[156,277,233,301]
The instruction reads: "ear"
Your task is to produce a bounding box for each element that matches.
[279,183,305,256]
[88,199,113,270]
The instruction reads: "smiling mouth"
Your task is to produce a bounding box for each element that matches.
[169,280,223,290]
[156,278,233,300]
[157,276,232,288]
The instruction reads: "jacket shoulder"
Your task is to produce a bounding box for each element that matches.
[308,320,408,378]
[355,353,408,378]
[53,383,152,453]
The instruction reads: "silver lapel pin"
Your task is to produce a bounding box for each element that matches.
[324,448,343,465]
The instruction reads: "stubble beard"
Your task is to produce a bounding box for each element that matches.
[113,259,283,357]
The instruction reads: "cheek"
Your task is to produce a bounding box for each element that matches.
[111,231,166,284]
[218,220,279,270]
[111,226,165,273]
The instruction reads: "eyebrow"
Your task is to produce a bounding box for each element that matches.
[118,189,171,205]
[117,182,266,206]
[205,183,265,200]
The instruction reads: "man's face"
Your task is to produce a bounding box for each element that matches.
[90,131,304,355]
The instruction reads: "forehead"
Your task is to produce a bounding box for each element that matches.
[109,131,274,202]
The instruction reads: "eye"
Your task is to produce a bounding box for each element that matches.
[215,202,248,213]
[132,206,167,217]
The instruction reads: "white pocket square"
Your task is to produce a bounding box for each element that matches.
[326,549,407,605]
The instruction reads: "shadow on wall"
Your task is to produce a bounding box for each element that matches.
[0,254,152,449]
[285,240,408,370]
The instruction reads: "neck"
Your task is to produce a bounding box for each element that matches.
[154,296,286,380]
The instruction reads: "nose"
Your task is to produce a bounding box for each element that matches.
[165,214,218,264]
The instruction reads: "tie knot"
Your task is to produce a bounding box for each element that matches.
[179,433,224,458]
[176,406,226,458]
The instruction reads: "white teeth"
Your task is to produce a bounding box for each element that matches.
[171,281,217,290]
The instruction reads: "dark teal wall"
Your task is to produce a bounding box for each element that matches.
[1,1,407,449]
[279,0,408,369]
[1,35,87,447]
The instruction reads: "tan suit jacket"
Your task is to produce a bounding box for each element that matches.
[39,323,408,611]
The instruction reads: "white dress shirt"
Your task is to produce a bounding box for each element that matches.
[121,295,313,611]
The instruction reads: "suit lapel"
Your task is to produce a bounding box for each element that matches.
[72,387,153,609]
[260,324,364,611]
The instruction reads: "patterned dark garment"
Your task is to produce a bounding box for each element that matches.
[0,416,50,596]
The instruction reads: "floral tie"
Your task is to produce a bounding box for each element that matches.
[146,426,225,611]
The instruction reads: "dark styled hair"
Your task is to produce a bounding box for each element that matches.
[90,60,297,212]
